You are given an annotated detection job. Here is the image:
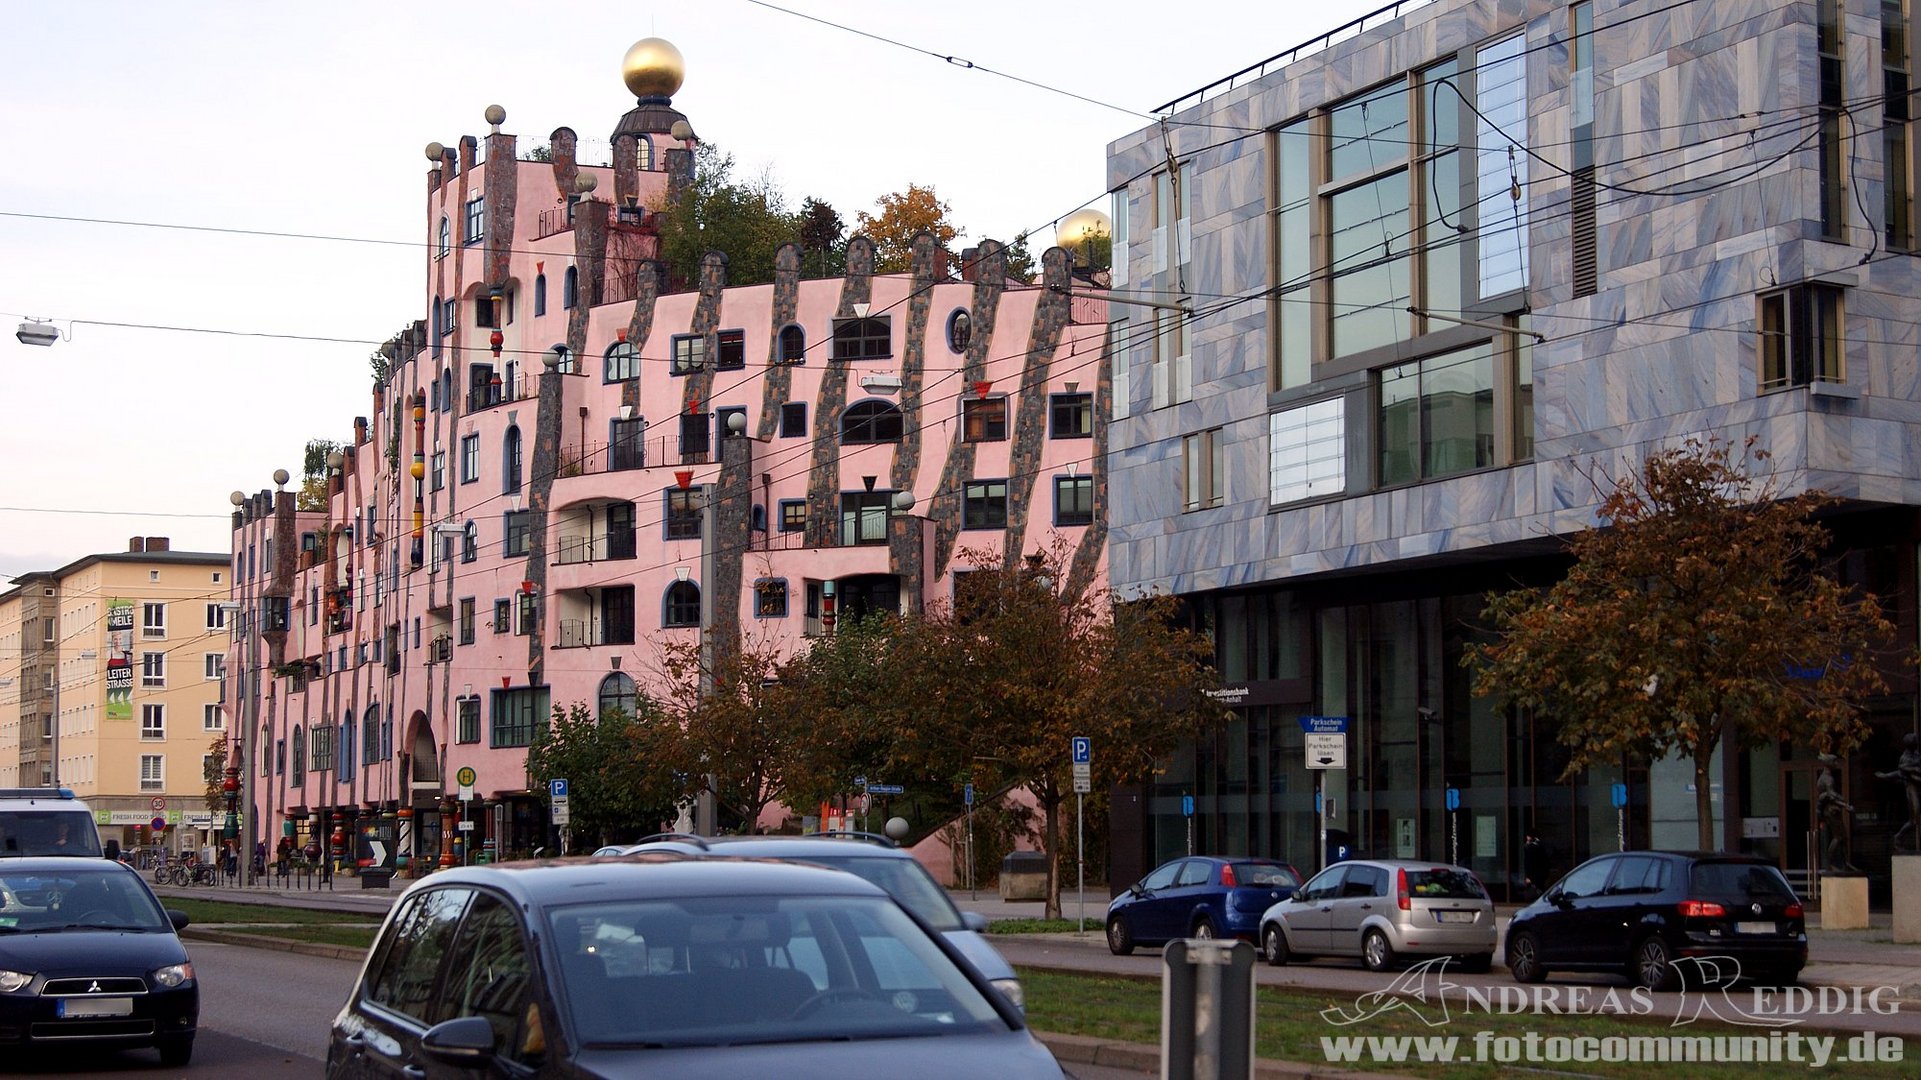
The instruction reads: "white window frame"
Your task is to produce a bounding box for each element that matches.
[141,703,165,741]
[204,653,226,680]
[205,603,226,631]
[141,602,166,639]
[141,651,166,688]
[204,703,225,731]
[140,754,165,792]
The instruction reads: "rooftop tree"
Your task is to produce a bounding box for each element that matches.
[856,183,961,274]
[1466,436,1899,849]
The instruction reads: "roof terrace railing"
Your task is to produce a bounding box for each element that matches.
[1152,0,1438,116]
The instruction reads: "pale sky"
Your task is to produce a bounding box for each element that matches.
[0,0,1378,582]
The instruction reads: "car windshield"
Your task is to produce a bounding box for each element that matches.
[1690,862,1797,904]
[0,868,169,933]
[0,810,103,858]
[1231,862,1299,888]
[548,893,1006,1049]
[1406,868,1485,900]
[785,854,965,932]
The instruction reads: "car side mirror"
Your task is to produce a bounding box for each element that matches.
[960,911,990,932]
[1129,883,1146,898]
[419,1016,497,1067]
[1289,888,1305,903]
[167,910,190,931]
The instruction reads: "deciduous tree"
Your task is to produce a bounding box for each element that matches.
[856,183,960,274]
[658,143,798,288]
[656,628,814,833]
[298,438,341,511]
[795,196,846,280]
[527,701,680,851]
[1466,436,1898,849]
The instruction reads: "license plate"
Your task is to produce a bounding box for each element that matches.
[1435,910,1475,923]
[1735,921,1777,935]
[58,997,133,1018]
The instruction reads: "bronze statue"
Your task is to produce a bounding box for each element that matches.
[1876,733,1921,852]
[1817,754,1858,873]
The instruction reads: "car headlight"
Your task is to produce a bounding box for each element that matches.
[990,977,1024,1010]
[151,963,194,989]
[0,970,30,993]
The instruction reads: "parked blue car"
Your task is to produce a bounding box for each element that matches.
[1106,856,1302,955]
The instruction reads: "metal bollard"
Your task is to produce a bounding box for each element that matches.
[1161,939,1255,1080]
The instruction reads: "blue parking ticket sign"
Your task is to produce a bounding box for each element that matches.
[1072,737,1091,764]
[1298,716,1349,734]
[549,778,568,799]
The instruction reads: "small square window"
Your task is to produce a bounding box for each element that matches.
[504,510,532,557]
[493,599,511,633]
[963,480,1009,529]
[716,329,746,370]
[1050,393,1094,438]
[1054,475,1094,526]
[754,579,789,618]
[780,402,808,438]
[672,334,707,374]
[666,488,703,540]
[964,398,1007,442]
[779,500,807,533]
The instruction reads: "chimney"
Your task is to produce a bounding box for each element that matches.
[354,416,369,444]
[128,537,145,553]
[146,537,170,552]
[960,247,978,283]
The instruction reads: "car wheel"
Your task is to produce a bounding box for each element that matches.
[1507,931,1548,984]
[1458,952,1493,974]
[1632,935,1678,992]
[1362,928,1397,972]
[157,1035,193,1067]
[1191,917,1217,940]
[1261,923,1291,966]
[1106,914,1136,956]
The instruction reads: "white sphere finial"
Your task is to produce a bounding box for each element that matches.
[424,141,446,164]
[484,104,506,132]
[884,817,910,841]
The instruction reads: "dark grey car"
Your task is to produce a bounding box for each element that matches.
[326,856,1062,1079]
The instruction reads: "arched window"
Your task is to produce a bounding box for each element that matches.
[778,324,806,364]
[431,295,443,356]
[563,266,579,309]
[663,581,701,627]
[437,217,450,259]
[605,341,639,382]
[841,400,905,444]
[340,714,355,782]
[598,673,638,719]
[503,426,523,492]
[534,273,547,317]
[363,705,381,766]
[636,135,654,172]
[440,369,454,411]
[290,724,304,784]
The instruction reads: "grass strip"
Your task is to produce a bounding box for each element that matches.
[165,897,376,928]
[990,918,1085,934]
[1018,967,1913,1078]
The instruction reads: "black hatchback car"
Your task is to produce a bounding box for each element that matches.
[0,858,198,1065]
[1504,851,1806,990]
[327,855,1063,1079]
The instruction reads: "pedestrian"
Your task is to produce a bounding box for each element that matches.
[252,840,267,878]
[220,842,238,883]
[1522,832,1548,901]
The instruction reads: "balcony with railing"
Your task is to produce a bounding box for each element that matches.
[553,529,638,565]
[556,434,713,479]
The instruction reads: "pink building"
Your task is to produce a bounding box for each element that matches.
[226,38,1111,874]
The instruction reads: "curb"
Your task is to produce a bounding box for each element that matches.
[180,926,367,962]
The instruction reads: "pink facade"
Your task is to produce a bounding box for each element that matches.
[227,67,1110,871]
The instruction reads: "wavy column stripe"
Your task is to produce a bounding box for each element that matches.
[998,249,1072,570]
[804,237,874,548]
[930,240,1006,574]
[757,245,802,438]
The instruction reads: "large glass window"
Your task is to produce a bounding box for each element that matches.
[1888,0,1913,247]
[1270,398,1346,505]
[963,398,1006,441]
[503,510,532,557]
[602,585,635,646]
[490,688,548,748]
[1054,475,1094,526]
[610,417,645,471]
[1759,285,1845,390]
[1377,342,1495,486]
[665,488,702,540]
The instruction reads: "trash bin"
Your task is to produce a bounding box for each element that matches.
[360,867,395,890]
[999,850,1048,901]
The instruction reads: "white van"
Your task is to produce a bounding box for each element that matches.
[0,788,104,857]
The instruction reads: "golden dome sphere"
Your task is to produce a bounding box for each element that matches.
[622,37,685,100]
[1056,208,1113,252]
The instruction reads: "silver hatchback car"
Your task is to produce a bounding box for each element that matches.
[1257,859,1496,972]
